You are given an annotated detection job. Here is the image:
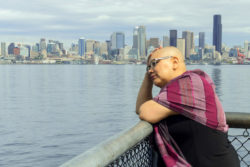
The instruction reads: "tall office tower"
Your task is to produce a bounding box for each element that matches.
[24,45,31,58]
[191,32,194,50]
[8,43,15,55]
[138,25,147,59]
[100,42,108,56]
[40,38,47,51]
[1,42,6,57]
[106,40,111,58]
[177,38,185,59]
[111,32,125,50]
[20,45,29,57]
[133,26,139,49]
[199,32,205,49]
[93,41,101,55]
[149,38,160,48]
[47,42,57,53]
[182,31,192,59]
[86,40,95,53]
[244,40,248,52]
[213,14,222,53]
[78,37,86,57]
[58,43,64,51]
[163,36,169,47]
[170,30,177,47]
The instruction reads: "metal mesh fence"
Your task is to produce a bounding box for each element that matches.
[229,128,250,167]
[106,136,153,167]
[107,129,250,167]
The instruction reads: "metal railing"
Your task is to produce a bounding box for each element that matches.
[60,112,250,167]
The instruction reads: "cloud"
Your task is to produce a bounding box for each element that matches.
[0,0,250,47]
[0,9,55,21]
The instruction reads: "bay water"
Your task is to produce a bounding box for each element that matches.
[0,65,249,167]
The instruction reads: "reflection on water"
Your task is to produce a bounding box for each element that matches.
[211,68,222,99]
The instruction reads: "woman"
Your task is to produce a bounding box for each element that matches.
[136,47,240,167]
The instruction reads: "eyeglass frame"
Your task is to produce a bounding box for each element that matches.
[146,56,172,72]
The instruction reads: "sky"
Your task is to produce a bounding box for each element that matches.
[0,0,250,48]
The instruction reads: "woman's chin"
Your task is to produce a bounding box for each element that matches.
[153,80,162,88]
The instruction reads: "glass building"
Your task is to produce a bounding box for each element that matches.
[78,37,86,57]
[213,15,222,53]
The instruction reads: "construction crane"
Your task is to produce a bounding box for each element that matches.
[237,48,245,64]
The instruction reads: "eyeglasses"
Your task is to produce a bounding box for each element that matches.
[146,56,172,71]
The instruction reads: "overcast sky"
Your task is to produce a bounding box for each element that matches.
[0,0,250,48]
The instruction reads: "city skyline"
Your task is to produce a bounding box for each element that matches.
[0,0,250,48]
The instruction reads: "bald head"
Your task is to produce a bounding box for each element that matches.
[149,46,185,63]
[147,47,187,87]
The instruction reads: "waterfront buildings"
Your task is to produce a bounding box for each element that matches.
[78,37,86,57]
[213,15,222,53]
[170,30,177,47]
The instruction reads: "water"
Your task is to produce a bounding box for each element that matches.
[0,65,249,167]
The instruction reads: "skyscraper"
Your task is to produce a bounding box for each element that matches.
[213,15,222,53]
[40,38,47,52]
[1,42,6,57]
[170,30,177,47]
[111,32,125,50]
[138,25,147,59]
[78,37,86,57]
[182,31,192,59]
[177,38,185,59]
[8,43,15,55]
[133,27,139,49]
[199,32,205,49]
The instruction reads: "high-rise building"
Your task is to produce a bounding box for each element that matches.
[78,37,86,57]
[100,42,108,57]
[199,32,205,49]
[163,36,169,47]
[170,30,177,47]
[182,31,193,59]
[47,42,57,53]
[111,32,125,50]
[133,27,139,49]
[149,38,160,48]
[86,40,95,53]
[40,38,47,51]
[20,45,29,57]
[138,25,147,59]
[213,14,222,53]
[106,40,111,58]
[1,42,6,57]
[8,43,15,55]
[177,38,185,59]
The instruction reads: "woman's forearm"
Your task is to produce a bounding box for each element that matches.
[135,73,153,114]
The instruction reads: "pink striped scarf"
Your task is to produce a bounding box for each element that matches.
[153,69,228,167]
